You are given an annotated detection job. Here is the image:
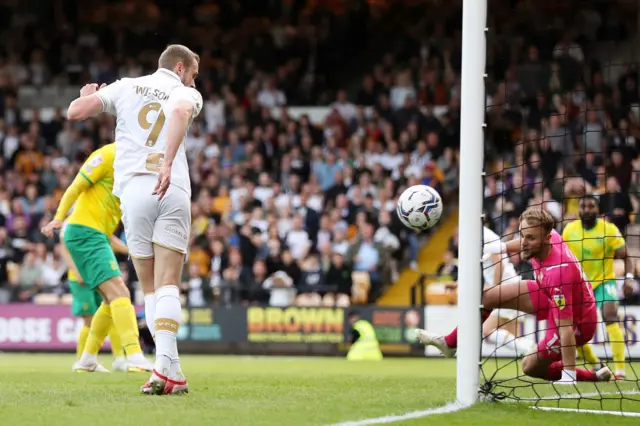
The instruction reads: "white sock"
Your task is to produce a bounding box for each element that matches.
[486,329,518,353]
[514,337,536,357]
[144,293,156,337]
[169,346,183,379]
[154,285,181,376]
[486,329,536,357]
[114,356,125,364]
[486,329,509,346]
[127,351,147,364]
[79,352,98,365]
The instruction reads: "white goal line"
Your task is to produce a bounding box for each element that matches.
[326,402,467,426]
[327,389,640,426]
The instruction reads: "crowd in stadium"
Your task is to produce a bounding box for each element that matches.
[2,0,640,307]
[0,0,450,307]
[433,0,640,304]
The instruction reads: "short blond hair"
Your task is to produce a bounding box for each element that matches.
[520,207,555,235]
[158,44,199,70]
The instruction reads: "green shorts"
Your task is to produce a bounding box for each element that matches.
[593,280,619,309]
[64,224,121,290]
[69,279,102,316]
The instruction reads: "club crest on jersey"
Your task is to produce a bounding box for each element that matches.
[553,293,566,310]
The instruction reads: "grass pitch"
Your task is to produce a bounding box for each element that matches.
[0,354,639,426]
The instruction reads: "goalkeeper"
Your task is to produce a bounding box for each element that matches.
[562,195,634,379]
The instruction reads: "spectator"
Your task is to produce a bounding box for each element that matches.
[297,255,329,306]
[599,176,633,235]
[182,262,211,308]
[436,250,458,282]
[347,222,388,302]
[12,251,42,302]
[221,249,251,305]
[263,270,296,307]
[325,252,352,308]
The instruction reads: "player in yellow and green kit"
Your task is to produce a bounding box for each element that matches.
[59,221,132,371]
[563,195,634,379]
[42,143,152,373]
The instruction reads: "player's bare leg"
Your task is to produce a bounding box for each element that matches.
[143,244,188,395]
[132,257,157,339]
[417,279,535,357]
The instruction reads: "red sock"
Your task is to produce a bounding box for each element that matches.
[481,309,492,322]
[444,310,493,349]
[576,368,597,381]
[545,361,563,380]
[444,328,458,348]
[545,362,597,381]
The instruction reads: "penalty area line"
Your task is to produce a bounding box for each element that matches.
[531,407,640,417]
[326,402,466,426]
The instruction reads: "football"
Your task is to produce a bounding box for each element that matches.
[396,185,443,232]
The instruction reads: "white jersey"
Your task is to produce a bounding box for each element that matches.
[483,227,518,286]
[96,69,203,197]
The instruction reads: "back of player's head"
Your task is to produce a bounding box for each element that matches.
[158,44,200,70]
[520,207,555,235]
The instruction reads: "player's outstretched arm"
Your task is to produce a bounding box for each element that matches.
[41,173,92,238]
[66,83,107,121]
[483,239,520,260]
[491,253,503,287]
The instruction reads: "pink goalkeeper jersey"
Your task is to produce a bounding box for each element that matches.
[530,230,597,324]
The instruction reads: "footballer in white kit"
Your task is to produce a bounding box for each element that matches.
[97,68,201,258]
[75,44,203,395]
[481,227,535,356]
[418,227,536,357]
[482,226,520,318]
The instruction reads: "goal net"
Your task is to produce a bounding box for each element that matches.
[477,0,640,415]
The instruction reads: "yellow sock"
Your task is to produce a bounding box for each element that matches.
[606,322,626,372]
[110,297,142,356]
[85,303,112,355]
[77,325,90,359]
[577,343,600,367]
[109,326,124,358]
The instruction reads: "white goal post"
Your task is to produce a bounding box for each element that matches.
[456,0,488,407]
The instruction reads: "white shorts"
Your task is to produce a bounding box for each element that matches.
[490,308,520,321]
[485,276,524,321]
[120,174,191,259]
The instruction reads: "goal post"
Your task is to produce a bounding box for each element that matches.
[456,0,488,407]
